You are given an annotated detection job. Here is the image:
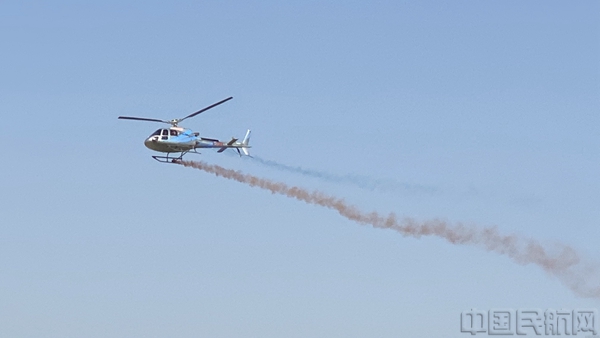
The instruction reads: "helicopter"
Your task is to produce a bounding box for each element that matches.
[118,96,251,163]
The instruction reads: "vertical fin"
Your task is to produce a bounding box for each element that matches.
[241,129,251,156]
[242,129,251,146]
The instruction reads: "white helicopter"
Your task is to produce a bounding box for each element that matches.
[119,97,251,163]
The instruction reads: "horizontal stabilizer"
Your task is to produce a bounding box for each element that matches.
[217,138,237,153]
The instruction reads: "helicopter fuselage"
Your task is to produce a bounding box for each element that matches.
[144,127,224,153]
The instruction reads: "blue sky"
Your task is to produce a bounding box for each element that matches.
[1,1,599,337]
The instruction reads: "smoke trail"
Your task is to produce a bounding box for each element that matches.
[175,159,600,299]
[250,156,436,194]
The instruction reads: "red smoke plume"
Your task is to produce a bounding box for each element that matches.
[176,159,600,299]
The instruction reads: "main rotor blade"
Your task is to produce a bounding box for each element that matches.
[179,96,233,122]
[118,116,170,124]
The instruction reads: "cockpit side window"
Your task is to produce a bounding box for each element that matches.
[161,129,169,136]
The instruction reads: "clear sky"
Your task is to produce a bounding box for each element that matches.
[1,1,599,337]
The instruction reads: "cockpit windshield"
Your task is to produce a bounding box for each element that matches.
[149,128,178,140]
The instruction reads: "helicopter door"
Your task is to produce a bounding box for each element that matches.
[161,129,169,140]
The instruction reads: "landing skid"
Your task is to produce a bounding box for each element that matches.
[151,150,201,164]
[152,155,182,164]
